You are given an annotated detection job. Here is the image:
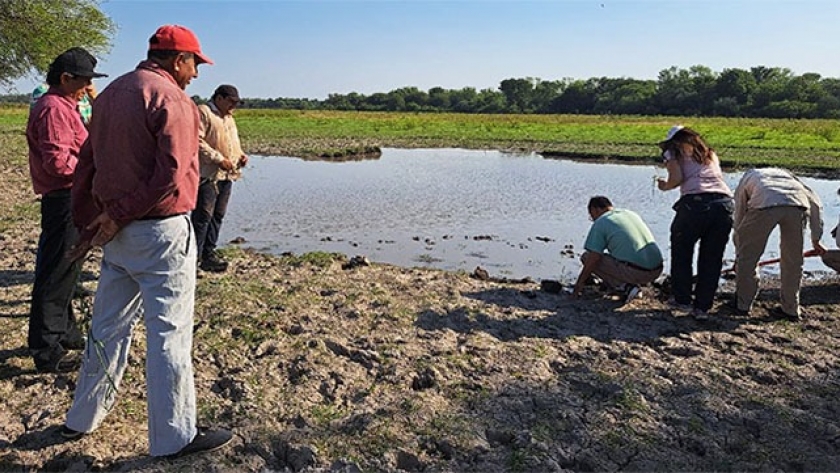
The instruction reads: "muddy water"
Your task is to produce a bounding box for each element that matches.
[221,148,840,282]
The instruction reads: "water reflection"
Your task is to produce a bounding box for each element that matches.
[221,148,840,281]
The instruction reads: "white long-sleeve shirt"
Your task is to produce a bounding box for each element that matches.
[733,167,824,244]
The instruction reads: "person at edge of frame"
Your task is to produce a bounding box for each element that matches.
[819,186,840,272]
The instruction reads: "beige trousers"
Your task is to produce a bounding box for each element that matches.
[734,206,806,316]
[821,250,840,272]
[582,252,663,289]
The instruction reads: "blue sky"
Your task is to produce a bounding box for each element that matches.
[11,0,840,100]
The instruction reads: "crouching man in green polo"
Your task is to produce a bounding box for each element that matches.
[572,196,664,305]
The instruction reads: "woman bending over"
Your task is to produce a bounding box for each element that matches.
[657,126,734,317]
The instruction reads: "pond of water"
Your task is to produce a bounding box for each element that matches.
[221,148,840,282]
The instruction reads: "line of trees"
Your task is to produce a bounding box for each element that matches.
[2,4,838,120]
[6,63,840,120]
[242,65,840,119]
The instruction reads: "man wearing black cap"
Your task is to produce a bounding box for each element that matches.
[26,47,107,373]
[192,84,248,272]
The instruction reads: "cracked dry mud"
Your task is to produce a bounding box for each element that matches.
[2,150,840,472]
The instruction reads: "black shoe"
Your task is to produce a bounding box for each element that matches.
[35,350,81,374]
[59,425,85,440]
[61,336,87,351]
[540,279,563,294]
[622,285,642,304]
[722,300,749,316]
[770,306,800,321]
[199,253,228,273]
[691,308,711,321]
[166,428,233,458]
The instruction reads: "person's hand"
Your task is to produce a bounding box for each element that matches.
[66,212,118,262]
[85,83,97,101]
[88,212,119,247]
[67,239,92,263]
[656,178,668,191]
[238,154,249,168]
[813,241,828,256]
[219,158,235,171]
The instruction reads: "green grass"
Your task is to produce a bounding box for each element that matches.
[281,250,344,268]
[3,106,840,175]
[236,110,840,173]
[0,201,37,233]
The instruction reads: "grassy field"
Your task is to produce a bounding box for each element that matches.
[3,106,840,173]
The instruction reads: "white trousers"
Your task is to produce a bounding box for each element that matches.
[65,215,197,456]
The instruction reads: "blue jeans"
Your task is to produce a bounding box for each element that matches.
[191,178,232,260]
[65,215,197,456]
[670,193,734,311]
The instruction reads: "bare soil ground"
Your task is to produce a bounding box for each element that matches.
[2,136,840,472]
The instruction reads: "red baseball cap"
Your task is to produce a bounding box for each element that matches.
[148,24,214,65]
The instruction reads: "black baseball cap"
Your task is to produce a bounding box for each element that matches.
[213,84,240,101]
[49,47,108,78]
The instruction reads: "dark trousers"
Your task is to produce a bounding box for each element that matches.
[191,178,232,260]
[29,189,84,366]
[670,193,734,311]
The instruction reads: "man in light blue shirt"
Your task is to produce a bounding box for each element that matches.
[572,196,663,303]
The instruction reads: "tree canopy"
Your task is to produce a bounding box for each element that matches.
[0,0,114,87]
[234,65,840,120]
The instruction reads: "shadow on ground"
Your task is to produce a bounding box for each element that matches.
[7,424,156,471]
[0,269,32,290]
[420,287,754,343]
[458,362,840,471]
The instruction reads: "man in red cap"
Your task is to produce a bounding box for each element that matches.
[65,25,232,458]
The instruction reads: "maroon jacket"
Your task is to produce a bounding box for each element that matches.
[73,60,200,231]
[27,89,87,195]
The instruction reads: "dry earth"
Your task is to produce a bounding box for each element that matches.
[2,136,840,472]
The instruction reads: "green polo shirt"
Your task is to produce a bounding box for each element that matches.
[584,208,663,270]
